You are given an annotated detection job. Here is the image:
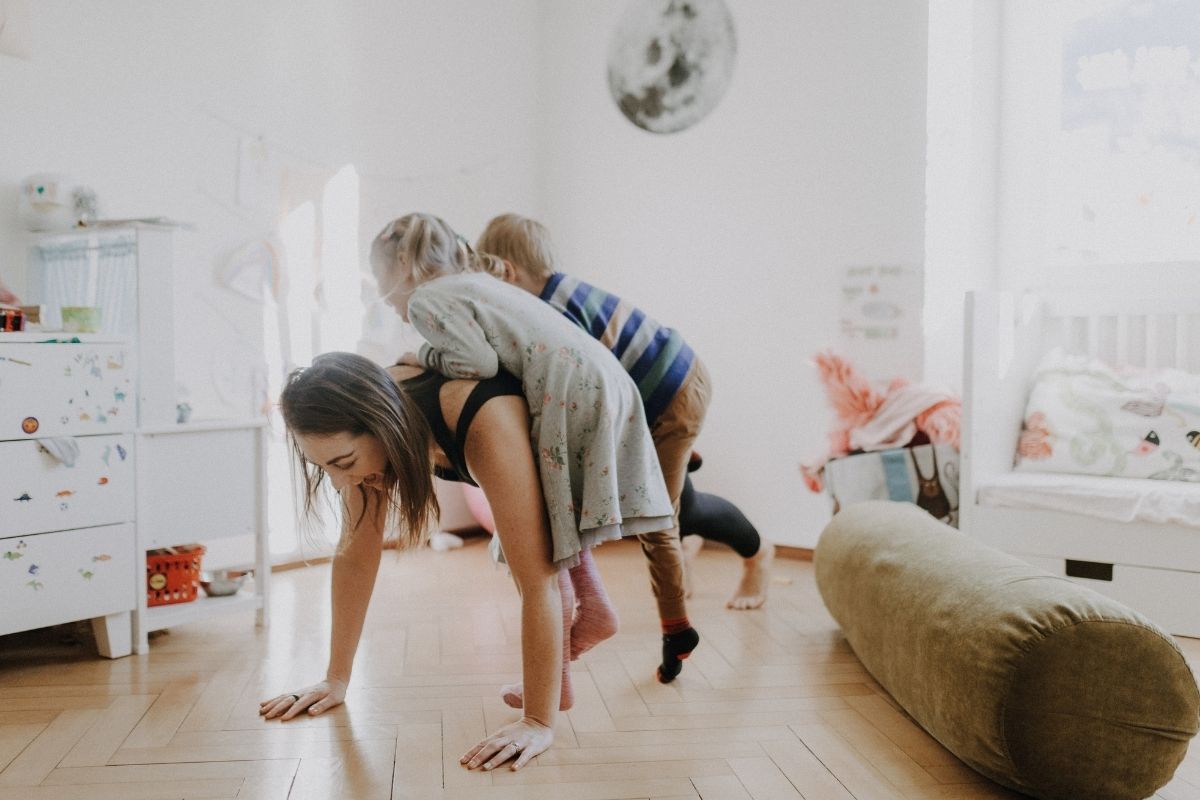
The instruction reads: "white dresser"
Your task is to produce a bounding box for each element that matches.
[3,224,270,657]
[0,335,138,657]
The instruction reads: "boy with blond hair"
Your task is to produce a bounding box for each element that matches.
[478,213,715,682]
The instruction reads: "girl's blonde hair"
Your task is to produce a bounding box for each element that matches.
[476,213,558,281]
[370,213,505,290]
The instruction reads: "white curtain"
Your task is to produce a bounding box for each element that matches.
[32,231,137,336]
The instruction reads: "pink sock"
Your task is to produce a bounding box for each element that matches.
[501,569,575,711]
[568,548,619,661]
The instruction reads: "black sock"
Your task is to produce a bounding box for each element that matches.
[657,627,700,683]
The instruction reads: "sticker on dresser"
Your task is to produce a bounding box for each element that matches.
[0,342,133,437]
[1,434,134,537]
[0,523,135,641]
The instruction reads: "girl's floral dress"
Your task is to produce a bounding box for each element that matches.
[408,272,672,568]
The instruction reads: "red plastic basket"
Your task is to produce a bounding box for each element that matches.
[146,545,206,606]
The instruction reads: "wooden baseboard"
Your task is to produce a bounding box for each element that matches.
[272,556,333,572]
[774,545,814,561]
[271,529,490,571]
[271,536,814,568]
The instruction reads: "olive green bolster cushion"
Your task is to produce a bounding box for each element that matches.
[815,501,1200,800]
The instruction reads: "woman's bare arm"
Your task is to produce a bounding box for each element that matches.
[326,487,385,683]
[457,391,561,770]
[260,486,384,720]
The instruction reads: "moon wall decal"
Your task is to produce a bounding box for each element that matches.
[607,0,737,135]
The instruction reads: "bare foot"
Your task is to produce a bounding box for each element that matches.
[680,535,703,598]
[727,541,774,610]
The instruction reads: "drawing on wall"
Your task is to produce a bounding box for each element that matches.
[1054,0,1200,264]
[607,0,737,134]
[839,265,924,381]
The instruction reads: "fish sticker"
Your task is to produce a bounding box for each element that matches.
[79,412,92,422]
[92,554,111,562]
[27,564,39,576]
[98,477,109,485]
[102,445,112,465]
[114,388,126,402]
[1188,431,1200,450]
[26,580,43,591]
[3,551,23,561]
[56,490,75,498]
[14,493,32,502]
[116,444,127,461]
[79,569,94,580]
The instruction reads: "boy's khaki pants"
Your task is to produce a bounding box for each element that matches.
[638,358,712,622]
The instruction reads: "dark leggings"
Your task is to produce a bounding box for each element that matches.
[678,475,761,559]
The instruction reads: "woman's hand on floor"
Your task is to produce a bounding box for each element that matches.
[258,678,347,721]
[460,716,553,771]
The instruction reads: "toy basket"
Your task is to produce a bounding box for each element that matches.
[146,545,205,606]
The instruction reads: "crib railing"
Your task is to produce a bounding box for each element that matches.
[1036,293,1200,373]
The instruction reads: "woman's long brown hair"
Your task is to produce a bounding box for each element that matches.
[280,352,438,548]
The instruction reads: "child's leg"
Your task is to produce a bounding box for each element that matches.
[567,548,618,660]
[678,475,773,610]
[679,473,762,558]
[645,363,711,682]
[637,526,698,682]
[680,531,704,598]
[679,474,704,597]
[502,568,576,710]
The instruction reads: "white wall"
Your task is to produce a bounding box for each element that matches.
[535,0,929,547]
[922,0,1000,392]
[3,1,929,550]
[0,0,543,417]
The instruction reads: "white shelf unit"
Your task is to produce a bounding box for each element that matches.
[18,225,270,656]
[133,418,270,652]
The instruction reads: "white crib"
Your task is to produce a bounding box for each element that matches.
[962,289,1200,637]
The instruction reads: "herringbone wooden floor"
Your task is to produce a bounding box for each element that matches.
[1,537,1198,800]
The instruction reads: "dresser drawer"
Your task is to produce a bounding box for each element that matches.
[1,434,134,537]
[0,342,134,438]
[0,523,135,636]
